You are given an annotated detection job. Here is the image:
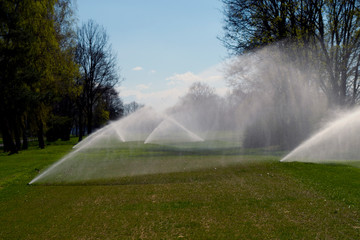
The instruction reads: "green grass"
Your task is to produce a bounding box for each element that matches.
[1,140,360,239]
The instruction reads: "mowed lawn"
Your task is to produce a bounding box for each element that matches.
[1,140,360,239]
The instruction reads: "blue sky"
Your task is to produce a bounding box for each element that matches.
[77,0,228,110]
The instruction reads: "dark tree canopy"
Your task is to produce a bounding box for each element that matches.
[0,0,78,153]
[0,1,124,153]
[221,0,318,52]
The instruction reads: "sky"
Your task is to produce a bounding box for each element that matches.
[76,0,229,110]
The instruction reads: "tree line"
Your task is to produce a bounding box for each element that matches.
[3,0,356,153]
[0,0,130,154]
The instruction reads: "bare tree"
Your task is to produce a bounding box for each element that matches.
[167,82,223,133]
[123,101,144,116]
[185,82,216,101]
[221,0,360,106]
[76,20,121,139]
[224,48,327,149]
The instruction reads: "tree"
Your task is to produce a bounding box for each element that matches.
[224,47,327,149]
[104,88,124,120]
[25,0,78,148]
[0,0,78,152]
[92,87,123,130]
[0,0,56,152]
[75,20,120,140]
[123,101,144,116]
[221,0,360,106]
[184,82,216,102]
[0,0,39,153]
[46,0,79,143]
[166,82,225,135]
[315,0,360,105]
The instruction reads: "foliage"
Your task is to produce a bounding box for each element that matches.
[0,2,123,151]
[46,115,73,141]
[0,0,80,152]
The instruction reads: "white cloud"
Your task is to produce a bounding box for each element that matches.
[136,84,151,90]
[119,86,186,111]
[166,72,202,86]
[149,70,156,74]
[119,62,230,111]
[132,66,143,71]
[165,63,226,88]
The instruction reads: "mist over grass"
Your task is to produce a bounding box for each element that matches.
[30,140,262,184]
[282,107,360,163]
[2,140,360,239]
[29,45,360,184]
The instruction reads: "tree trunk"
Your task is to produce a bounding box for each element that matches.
[78,111,83,142]
[14,117,21,151]
[37,120,45,149]
[14,126,21,151]
[1,117,17,154]
[87,108,93,135]
[22,121,28,150]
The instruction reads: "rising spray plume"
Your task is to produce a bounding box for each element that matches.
[281,107,360,163]
[29,106,206,184]
[30,45,333,185]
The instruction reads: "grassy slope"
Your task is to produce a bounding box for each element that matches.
[0,140,360,239]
